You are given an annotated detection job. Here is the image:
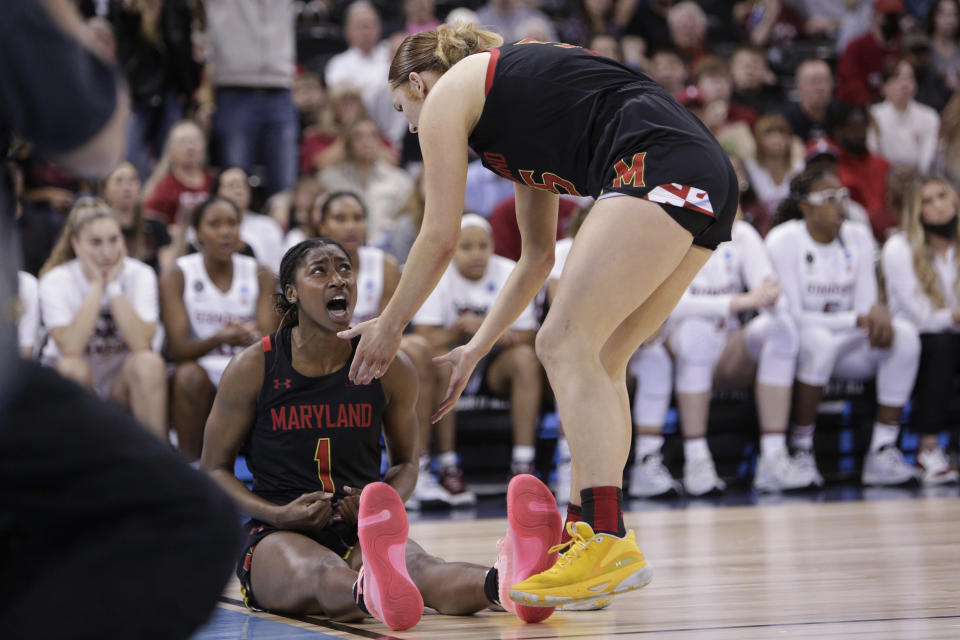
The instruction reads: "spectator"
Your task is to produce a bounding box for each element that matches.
[404,0,440,34]
[38,200,166,440]
[730,45,783,116]
[936,91,960,182]
[17,271,39,359]
[782,58,837,142]
[736,0,807,50]
[206,0,298,197]
[590,33,625,62]
[464,154,516,219]
[729,153,772,235]
[767,167,921,487]
[142,120,213,227]
[16,154,84,275]
[475,0,557,42]
[623,0,674,53]
[926,0,960,89]
[319,118,414,247]
[647,46,689,96]
[412,215,542,499]
[667,1,711,73]
[159,197,277,460]
[901,30,953,111]
[489,195,580,261]
[836,0,906,104]
[882,175,960,484]
[292,71,327,134]
[282,188,328,252]
[745,114,804,217]
[794,0,874,52]
[325,1,391,109]
[697,56,758,129]
[267,174,323,235]
[213,167,285,273]
[109,0,202,181]
[559,0,621,47]
[101,161,172,274]
[869,58,940,172]
[828,102,897,240]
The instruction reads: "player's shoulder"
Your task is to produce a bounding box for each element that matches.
[765,219,803,247]
[731,219,762,244]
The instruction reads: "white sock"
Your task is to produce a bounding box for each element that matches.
[684,437,710,461]
[760,433,787,459]
[556,436,571,461]
[791,424,815,452]
[437,450,458,470]
[636,434,664,459]
[870,422,900,453]
[512,444,535,464]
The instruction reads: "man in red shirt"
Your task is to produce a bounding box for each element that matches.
[836,0,905,105]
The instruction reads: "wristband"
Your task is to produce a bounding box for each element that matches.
[105,281,123,299]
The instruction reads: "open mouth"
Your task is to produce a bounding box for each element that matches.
[326,295,349,320]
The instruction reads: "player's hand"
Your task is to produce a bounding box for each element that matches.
[863,304,894,348]
[218,320,256,347]
[276,491,334,533]
[752,276,781,308]
[337,486,362,528]
[338,317,402,385]
[431,344,484,423]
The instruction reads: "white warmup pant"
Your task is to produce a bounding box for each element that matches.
[629,342,673,428]
[795,317,921,407]
[669,312,799,394]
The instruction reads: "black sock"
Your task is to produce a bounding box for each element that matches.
[580,486,626,537]
[483,566,500,605]
[352,579,369,615]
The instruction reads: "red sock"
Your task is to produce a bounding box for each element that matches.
[561,504,582,544]
[581,486,625,536]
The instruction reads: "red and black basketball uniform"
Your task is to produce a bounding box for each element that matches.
[248,328,387,507]
[468,39,738,249]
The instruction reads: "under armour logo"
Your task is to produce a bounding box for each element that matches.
[273,378,292,390]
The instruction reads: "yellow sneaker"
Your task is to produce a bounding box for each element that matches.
[508,521,653,608]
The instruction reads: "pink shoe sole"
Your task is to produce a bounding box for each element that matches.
[503,474,562,623]
[358,482,424,631]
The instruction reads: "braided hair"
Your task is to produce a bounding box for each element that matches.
[275,237,353,330]
[771,166,836,229]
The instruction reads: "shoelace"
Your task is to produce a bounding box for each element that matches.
[547,525,590,574]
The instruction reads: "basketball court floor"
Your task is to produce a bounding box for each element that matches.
[190,484,960,639]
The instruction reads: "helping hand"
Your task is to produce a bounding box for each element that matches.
[337,317,402,385]
[431,344,484,423]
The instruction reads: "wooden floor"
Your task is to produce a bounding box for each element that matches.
[198,495,960,639]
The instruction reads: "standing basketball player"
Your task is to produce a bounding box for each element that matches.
[200,238,563,629]
[339,25,738,607]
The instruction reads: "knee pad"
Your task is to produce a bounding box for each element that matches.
[631,343,673,427]
[751,313,799,387]
[670,318,723,394]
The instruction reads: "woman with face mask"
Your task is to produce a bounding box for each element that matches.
[881,175,960,485]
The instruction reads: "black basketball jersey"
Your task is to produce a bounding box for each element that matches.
[467,40,721,200]
[247,328,386,506]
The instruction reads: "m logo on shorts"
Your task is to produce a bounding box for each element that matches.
[643,183,715,217]
[612,152,646,188]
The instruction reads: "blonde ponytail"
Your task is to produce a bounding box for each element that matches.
[389,23,503,87]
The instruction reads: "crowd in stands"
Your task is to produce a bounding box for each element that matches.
[14,0,960,509]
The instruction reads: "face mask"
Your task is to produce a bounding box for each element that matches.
[923,214,958,238]
[882,14,901,42]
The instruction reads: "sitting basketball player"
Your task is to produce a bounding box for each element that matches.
[199,238,563,629]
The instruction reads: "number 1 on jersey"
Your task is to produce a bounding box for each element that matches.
[314,438,335,492]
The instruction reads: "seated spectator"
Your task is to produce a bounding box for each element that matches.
[696,56,758,129]
[667,1,712,73]
[319,118,414,247]
[206,0,297,197]
[633,218,811,496]
[937,91,960,182]
[267,174,323,234]
[412,215,543,501]
[159,197,277,460]
[38,200,166,439]
[623,0,674,53]
[735,0,807,50]
[745,114,804,216]
[404,0,440,34]
[282,189,328,253]
[869,58,940,173]
[647,46,689,97]
[590,33,625,62]
[679,84,755,160]
[292,72,327,134]
[827,102,897,240]
[325,1,391,109]
[142,120,213,227]
[489,195,580,261]
[766,167,921,487]
[17,271,39,359]
[300,84,396,174]
[17,154,84,275]
[882,175,960,484]
[902,30,953,111]
[476,0,557,42]
[730,45,784,116]
[559,0,621,47]
[927,0,960,89]
[836,0,906,105]
[729,154,772,235]
[782,58,839,143]
[793,0,873,52]
[213,167,286,273]
[101,162,172,274]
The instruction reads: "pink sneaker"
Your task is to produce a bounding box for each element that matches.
[495,474,562,623]
[357,482,423,631]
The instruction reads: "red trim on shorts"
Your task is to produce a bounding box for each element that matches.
[483,48,500,96]
[261,336,272,352]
